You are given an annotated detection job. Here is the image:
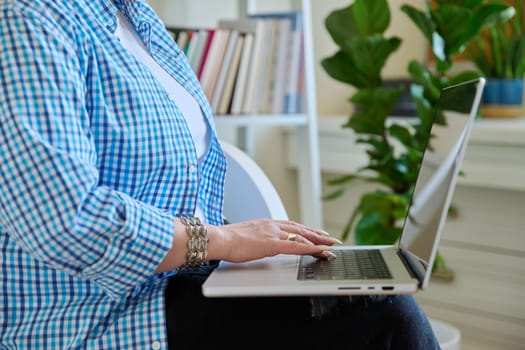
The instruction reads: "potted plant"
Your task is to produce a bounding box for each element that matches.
[321,0,511,278]
[466,0,525,118]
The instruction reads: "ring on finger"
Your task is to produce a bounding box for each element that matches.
[286,233,297,242]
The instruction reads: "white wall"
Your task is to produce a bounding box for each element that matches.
[147,0,240,27]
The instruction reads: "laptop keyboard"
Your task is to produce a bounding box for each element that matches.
[297,249,392,281]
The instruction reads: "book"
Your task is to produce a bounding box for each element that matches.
[230,32,254,115]
[290,36,304,114]
[199,28,231,101]
[168,28,189,52]
[218,19,266,115]
[249,12,304,114]
[247,19,275,114]
[282,12,303,114]
[218,35,245,115]
[270,18,292,114]
[248,15,289,114]
[257,19,279,114]
[185,29,203,72]
[241,19,268,114]
[197,29,215,80]
[187,29,210,74]
[211,30,240,113]
[182,30,196,55]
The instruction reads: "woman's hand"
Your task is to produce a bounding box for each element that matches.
[155,218,342,273]
[206,219,342,263]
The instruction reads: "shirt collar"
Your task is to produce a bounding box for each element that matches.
[106,0,151,47]
[116,0,144,29]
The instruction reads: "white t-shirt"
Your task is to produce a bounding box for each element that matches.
[114,9,208,220]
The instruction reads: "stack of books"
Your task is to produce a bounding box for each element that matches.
[168,12,304,116]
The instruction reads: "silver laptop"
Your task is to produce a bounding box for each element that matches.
[203,78,485,297]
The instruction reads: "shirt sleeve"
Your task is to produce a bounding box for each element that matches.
[0,6,174,298]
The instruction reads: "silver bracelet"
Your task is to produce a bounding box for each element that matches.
[180,216,208,268]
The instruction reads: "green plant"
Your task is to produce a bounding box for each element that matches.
[401,0,513,111]
[467,0,524,78]
[321,0,408,246]
[321,0,511,276]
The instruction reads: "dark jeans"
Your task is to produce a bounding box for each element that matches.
[164,263,440,350]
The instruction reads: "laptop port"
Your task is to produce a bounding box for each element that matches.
[382,286,394,291]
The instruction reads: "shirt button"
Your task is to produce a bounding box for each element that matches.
[168,92,179,102]
[187,165,197,173]
[152,341,161,350]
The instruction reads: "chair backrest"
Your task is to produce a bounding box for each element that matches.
[221,141,288,223]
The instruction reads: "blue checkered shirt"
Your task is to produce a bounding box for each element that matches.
[0,0,226,348]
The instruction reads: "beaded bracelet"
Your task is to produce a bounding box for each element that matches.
[180,216,208,268]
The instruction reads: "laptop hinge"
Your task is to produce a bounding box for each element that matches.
[397,249,425,288]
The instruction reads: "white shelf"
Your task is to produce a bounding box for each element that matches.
[214,114,308,127]
[286,115,525,191]
[468,117,525,146]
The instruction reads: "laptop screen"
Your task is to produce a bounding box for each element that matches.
[397,79,484,285]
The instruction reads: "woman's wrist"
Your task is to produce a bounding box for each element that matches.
[205,224,229,261]
[155,219,229,273]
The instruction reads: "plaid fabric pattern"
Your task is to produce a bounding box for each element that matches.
[0,0,226,348]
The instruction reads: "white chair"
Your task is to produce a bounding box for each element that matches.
[221,140,288,223]
[220,140,460,349]
[430,319,461,350]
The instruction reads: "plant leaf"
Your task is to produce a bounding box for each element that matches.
[401,5,435,44]
[326,174,358,186]
[432,5,472,55]
[352,0,391,35]
[322,188,346,201]
[321,51,370,88]
[389,124,414,148]
[407,61,442,101]
[324,0,391,48]
[348,87,404,135]
[342,36,402,85]
[354,213,401,245]
[324,4,360,48]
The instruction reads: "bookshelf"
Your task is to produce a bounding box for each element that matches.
[151,0,323,228]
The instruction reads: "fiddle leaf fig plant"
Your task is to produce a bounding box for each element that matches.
[321,0,413,246]
[322,0,401,89]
